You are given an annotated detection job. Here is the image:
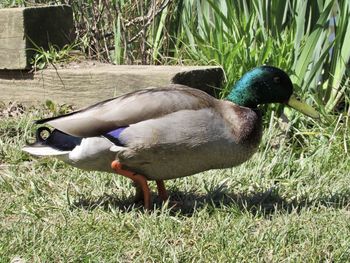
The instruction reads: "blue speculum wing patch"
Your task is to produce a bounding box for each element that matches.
[104,127,128,146]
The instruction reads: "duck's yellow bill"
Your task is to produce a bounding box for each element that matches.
[287,95,320,119]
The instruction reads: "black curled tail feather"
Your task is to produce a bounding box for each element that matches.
[28,126,82,151]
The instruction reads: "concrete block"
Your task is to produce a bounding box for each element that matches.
[0,5,74,69]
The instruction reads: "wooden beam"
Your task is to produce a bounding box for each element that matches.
[0,64,224,107]
[0,5,74,69]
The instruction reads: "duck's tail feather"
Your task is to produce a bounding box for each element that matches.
[23,127,82,156]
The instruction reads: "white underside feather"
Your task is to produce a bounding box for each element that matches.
[22,146,70,156]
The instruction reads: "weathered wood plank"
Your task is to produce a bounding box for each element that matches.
[0,5,74,69]
[0,9,26,69]
[0,64,224,107]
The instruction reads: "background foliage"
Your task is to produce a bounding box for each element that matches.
[1,0,349,114]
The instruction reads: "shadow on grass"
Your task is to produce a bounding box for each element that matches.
[70,183,350,217]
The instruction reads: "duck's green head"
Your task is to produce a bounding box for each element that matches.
[227,66,319,118]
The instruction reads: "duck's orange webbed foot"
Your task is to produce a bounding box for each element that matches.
[111,160,151,209]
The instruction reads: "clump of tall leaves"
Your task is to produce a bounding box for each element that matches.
[173,0,349,114]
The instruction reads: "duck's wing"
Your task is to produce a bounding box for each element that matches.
[36,84,216,137]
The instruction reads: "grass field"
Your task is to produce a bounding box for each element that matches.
[0,102,349,262]
[0,1,349,261]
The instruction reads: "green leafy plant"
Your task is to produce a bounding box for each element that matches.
[28,42,80,70]
[44,100,74,115]
[170,0,349,114]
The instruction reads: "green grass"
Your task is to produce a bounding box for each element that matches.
[0,1,349,261]
[1,104,349,262]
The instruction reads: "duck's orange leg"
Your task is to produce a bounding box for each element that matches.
[156,180,168,201]
[111,160,151,209]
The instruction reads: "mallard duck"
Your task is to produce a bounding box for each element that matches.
[23,66,319,209]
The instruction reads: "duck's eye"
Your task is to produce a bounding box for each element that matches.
[273,76,281,84]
